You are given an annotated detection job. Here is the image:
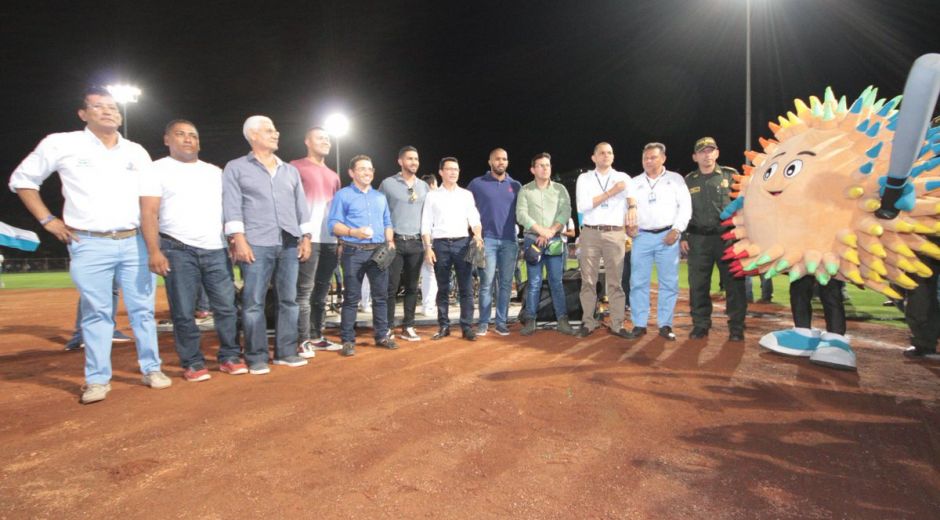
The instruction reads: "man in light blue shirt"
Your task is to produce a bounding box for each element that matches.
[327,154,396,356]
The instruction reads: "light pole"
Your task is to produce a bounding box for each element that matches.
[106,84,141,139]
[324,113,350,173]
[745,0,752,159]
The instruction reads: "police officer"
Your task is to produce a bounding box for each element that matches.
[680,137,746,341]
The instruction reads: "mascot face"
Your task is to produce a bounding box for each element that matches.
[743,129,858,257]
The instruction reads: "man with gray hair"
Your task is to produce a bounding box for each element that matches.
[223,115,313,375]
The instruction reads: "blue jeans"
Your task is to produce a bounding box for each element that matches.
[746,276,773,301]
[296,242,339,340]
[238,236,300,365]
[161,235,240,369]
[68,234,160,385]
[339,245,390,342]
[477,237,519,327]
[523,236,567,320]
[433,237,474,330]
[70,279,120,340]
[629,229,680,328]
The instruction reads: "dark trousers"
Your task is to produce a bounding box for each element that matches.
[161,235,240,368]
[905,254,940,353]
[296,242,338,340]
[386,237,424,329]
[432,237,474,330]
[686,234,746,333]
[790,276,846,334]
[621,250,631,301]
[340,246,390,343]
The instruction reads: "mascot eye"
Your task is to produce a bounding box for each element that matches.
[783,159,803,178]
[762,163,778,180]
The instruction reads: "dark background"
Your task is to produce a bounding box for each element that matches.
[1,0,938,256]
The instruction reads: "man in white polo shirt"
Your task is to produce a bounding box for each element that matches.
[9,86,169,404]
[575,142,637,338]
[140,119,247,382]
[627,142,691,340]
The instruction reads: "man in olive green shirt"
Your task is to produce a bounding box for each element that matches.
[681,137,746,341]
[515,153,575,336]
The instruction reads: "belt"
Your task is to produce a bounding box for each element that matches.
[340,240,383,250]
[69,228,138,240]
[433,236,469,242]
[686,225,722,236]
[583,224,624,232]
[640,226,672,234]
[394,234,421,240]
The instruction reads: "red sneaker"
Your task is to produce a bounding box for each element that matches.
[183,367,211,382]
[219,360,248,375]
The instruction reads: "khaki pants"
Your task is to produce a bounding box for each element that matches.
[578,227,627,331]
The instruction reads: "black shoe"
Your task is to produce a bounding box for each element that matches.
[756,298,773,304]
[577,326,595,338]
[903,346,940,361]
[729,331,745,342]
[432,327,450,340]
[376,337,398,350]
[462,328,477,341]
[631,326,647,337]
[658,326,676,341]
[341,342,356,357]
[614,328,637,339]
[690,327,709,339]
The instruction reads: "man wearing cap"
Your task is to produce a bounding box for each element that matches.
[681,137,746,341]
[575,142,637,338]
[627,142,692,340]
[515,153,575,336]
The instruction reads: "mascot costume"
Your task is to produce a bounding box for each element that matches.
[719,53,940,371]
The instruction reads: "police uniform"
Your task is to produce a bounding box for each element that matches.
[683,163,746,337]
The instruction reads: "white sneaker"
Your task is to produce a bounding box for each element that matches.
[310,337,342,351]
[142,371,172,389]
[298,340,318,359]
[400,327,421,341]
[81,383,111,404]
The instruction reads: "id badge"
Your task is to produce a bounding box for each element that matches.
[600,201,609,208]
[648,192,657,204]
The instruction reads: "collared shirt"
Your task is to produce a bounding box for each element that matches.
[326,184,392,244]
[629,169,692,232]
[9,128,152,232]
[222,152,313,247]
[139,157,225,250]
[575,168,632,226]
[378,173,430,236]
[684,165,737,232]
[421,185,482,239]
[515,180,571,233]
[291,158,341,244]
[467,171,521,240]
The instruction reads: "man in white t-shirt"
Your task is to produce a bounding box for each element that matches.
[140,119,247,381]
[575,142,637,338]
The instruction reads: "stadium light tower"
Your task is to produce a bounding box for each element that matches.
[324,113,350,173]
[106,84,142,139]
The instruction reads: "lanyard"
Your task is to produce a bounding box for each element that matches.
[594,172,611,192]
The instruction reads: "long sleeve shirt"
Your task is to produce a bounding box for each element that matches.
[326,184,393,244]
[628,169,692,232]
[515,180,571,233]
[9,128,152,232]
[575,168,632,226]
[421,185,482,239]
[222,152,312,247]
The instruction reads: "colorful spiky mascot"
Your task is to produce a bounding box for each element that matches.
[719,54,940,370]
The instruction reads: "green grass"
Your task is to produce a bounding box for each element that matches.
[0,271,165,290]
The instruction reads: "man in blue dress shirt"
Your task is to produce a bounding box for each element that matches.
[327,154,397,356]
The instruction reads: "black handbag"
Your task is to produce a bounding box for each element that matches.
[463,238,486,269]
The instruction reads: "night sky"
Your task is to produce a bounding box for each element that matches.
[2,0,938,256]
